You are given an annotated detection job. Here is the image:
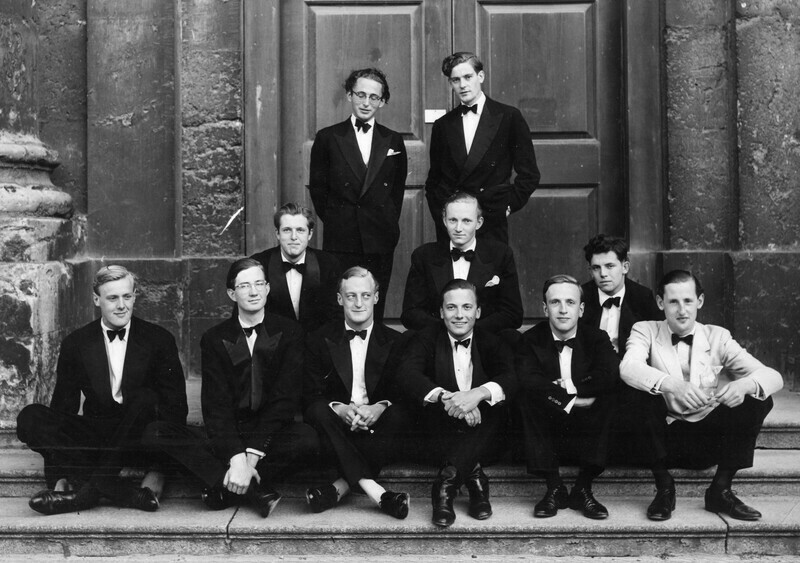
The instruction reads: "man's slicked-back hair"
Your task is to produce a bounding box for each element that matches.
[442,191,483,219]
[273,202,316,231]
[440,278,480,307]
[93,265,137,295]
[542,274,584,302]
[657,269,704,298]
[441,52,484,77]
[343,68,390,103]
[338,265,379,294]
[583,233,629,263]
[226,258,265,290]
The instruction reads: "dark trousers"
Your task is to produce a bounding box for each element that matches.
[518,390,615,475]
[305,402,412,487]
[327,251,394,321]
[142,420,319,488]
[17,391,160,491]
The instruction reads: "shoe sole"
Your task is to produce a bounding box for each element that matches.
[261,495,281,518]
[704,505,760,521]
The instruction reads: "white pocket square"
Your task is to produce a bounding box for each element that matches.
[485,275,500,287]
[387,149,402,156]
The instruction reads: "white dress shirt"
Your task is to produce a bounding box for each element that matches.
[101,320,131,404]
[552,330,579,413]
[282,250,306,319]
[461,92,486,154]
[351,114,375,164]
[450,239,477,280]
[598,285,626,353]
[239,312,266,355]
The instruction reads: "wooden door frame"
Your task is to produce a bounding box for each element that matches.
[242,1,665,257]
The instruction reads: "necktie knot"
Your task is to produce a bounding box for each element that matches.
[672,333,693,346]
[602,296,621,309]
[242,323,262,337]
[355,119,371,133]
[459,104,478,116]
[451,248,475,262]
[454,338,471,349]
[282,261,306,275]
[107,328,126,342]
[346,329,367,341]
[554,338,575,353]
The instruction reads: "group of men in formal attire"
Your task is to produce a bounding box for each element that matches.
[17,52,783,528]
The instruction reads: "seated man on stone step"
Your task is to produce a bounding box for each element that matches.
[515,275,620,520]
[144,258,318,517]
[620,270,783,521]
[397,279,516,527]
[303,266,411,519]
[17,265,188,515]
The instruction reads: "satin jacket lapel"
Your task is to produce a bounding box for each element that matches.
[470,338,486,388]
[689,325,711,387]
[431,243,453,293]
[570,335,590,387]
[299,250,322,322]
[446,113,468,169]
[583,291,602,327]
[458,100,502,184]
[333,121,367,182]
[252,326,282,370]
[267,251,295,320]
[619,299,637,341]
[435,332,458,390]
[654,322,684,380]
[81,324,113,402]
[222,321,251,369]
[466,243,493,286]
[364,325,392,398]
[361,126,390,196]
[534,340,562,383]
[326,328,354,395]
[120,321,150,395]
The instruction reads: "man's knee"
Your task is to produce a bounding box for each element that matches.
[17,403,52,444]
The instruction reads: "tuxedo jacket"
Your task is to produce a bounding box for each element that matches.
[303,321,404,410]
[580,278,663,358]
[424,96,540,236]
[309,118,407,254]
[620,320,783,422]
[200,312,304,461]
[515,321,620,414]
[250,246,342,333]
[401,239,523,332]
[397,325,517,404]
[50,317,187,426]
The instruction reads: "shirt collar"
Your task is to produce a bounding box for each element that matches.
[281,249,306,265]
[344,321,374,339]
[101,320,132,338]
[551,328,578,342]
[448,330,474,349]
[461,92,486,114]
[239,311,266,331]
[449,238,477,253]
[350,114,376,129]
[597,283,626,305]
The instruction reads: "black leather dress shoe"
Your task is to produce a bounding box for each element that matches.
[306,484,338,513]
[29,488,98,515]
[568,486,609,520]
[533,484,569,518]
[123,486,160,512]
[201,485,237,511]
[379,491,410,519]
[431,465,459,527]
[465,465,492,520]
[647,486,676,521]
[247,482,282,518]
[704,487,761,521]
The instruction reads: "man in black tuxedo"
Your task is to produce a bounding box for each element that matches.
[425,52,540,244]
[516,275,619,520]
[17,265,188,515]
[250,202,342,333]
[397,279,516,527]
[402,192,523,333]
[303,266,411,519]
[144,258,318,517]
[309,67,407,321]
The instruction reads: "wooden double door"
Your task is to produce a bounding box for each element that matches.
[253,0,626,320]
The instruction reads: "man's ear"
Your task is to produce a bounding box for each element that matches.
[656,295,665,311]
[337,293,344,307]
[697,293,704,310]
[227,288,236,303]
[92,293,100,307]
[475,305,481,319]
[579,302,585,318]
[476,215,485,230]
[621,260,630,276]
[308,229,314,241]
[439,307,445,320]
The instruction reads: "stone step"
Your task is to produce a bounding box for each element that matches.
[0,495,797,558]
[1,448,798,499]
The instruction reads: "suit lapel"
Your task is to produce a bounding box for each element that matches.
[458,99,502,184]
[364,325,393,398]
[466,243,493,287]
[470,336,486,388]
[120,320,149,395]
[435,331,458,390]
[653,322,684,380]
[445,112,468,169]
[222,320,251,369]
[299,250,322,322]
[326,327,354,395]
[534,338,562,383]
[333,120,367,182]
[688,324,711,387]
[267,251,295,320]
[361,125,391,196]
[81,322,113,402]
[431,243,453,293]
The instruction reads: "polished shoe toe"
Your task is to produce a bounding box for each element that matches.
[306,484,338,514]
[201,485,237,511]
[248,483,282,518]
[704,487,761,521]
[29,488,98,515]
[380,491,410,519]
[569,487,609,520]
[125,486,160,512]
[533,484,569,518]
[647,487,676,521]
[432,505,456,527]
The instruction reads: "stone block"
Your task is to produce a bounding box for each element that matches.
[182,172,244,256]
[666,0,730,28]
[181,0,240,52]
[736,0,800,20]
[181,51,242,127]
[0,217,81,262]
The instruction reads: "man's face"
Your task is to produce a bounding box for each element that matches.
[93,276,136,329]
[589,251,630,296]
[657,280,704,336]
[347,77,385,122]
[276,213,312,262]
[543,282,584,339]
[337,274,378,329]
[448,62,485,107]
[227,266,269,315]
[444,199,483,249]
[440,288,481,339]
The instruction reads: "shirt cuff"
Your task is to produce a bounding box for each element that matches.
[481,382,505,406]
[328,401,345,413]
[751,381,765,400]
[564,395,577,414]
[376,399,392,407]
[245,448,265,459]
[651,374,669,395]
[424,387,445,404]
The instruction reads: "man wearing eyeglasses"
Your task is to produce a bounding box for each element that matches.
[144,258,318,518]
[309,68,407,321]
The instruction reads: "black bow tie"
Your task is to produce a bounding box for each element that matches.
[672,333,693,346]
[459,104,478,115]
[242,323,262,337]
[454,338,471,349]
[282,261,306,275]
[107,328,126,342]
[451,248,475,262]
[355,119,371,133]
[346,329,367,340]
[554,338,575,353]
[602,296,621,309]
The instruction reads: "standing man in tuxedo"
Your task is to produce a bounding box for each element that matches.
[309,68,407,321]
[250,202,342,333]
[398,279,516,527]
[144,258,318,517]
[425,52,540,244]
[17,265,188,515]
[515,275,619,520]
[303,266,411,519]
[620,270,783,522]
[402,192,523,333]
